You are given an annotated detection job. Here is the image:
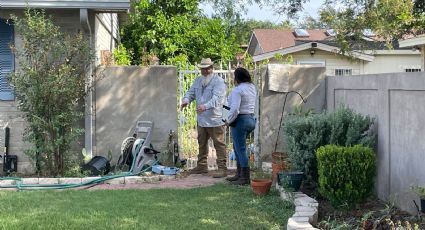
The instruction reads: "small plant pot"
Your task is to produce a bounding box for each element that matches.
[278,171,304,191]
[421,198,425,213]
[251,179,272,195]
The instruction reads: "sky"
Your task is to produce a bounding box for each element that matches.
[202,0,325,24]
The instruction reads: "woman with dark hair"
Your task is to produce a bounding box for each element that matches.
[224,67,256,185]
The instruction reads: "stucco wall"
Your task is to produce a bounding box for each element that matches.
[95,66,177,165]
[257,65,326,159]
[327,72,425,214]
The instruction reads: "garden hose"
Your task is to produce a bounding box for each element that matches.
[0,149,158,191]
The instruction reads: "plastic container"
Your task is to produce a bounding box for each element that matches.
[81,156,110,176]
[151,165,179,175]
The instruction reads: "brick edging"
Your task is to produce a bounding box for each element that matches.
[0,173,176,187]
[276,183,319,230]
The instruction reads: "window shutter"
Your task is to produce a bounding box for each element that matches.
[0,19,15,101]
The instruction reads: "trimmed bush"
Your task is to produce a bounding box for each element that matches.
[316,144,376,207]
[283,106,375,183]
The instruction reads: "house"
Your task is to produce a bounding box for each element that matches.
[0,0,130,173]
[247,29,422,76]
[399,34,425,71]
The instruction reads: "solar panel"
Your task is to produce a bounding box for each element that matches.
[294,29,309,37]
[326,29,336,36]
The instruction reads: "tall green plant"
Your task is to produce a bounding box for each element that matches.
[283,106,375,183]
[10,9,93,176]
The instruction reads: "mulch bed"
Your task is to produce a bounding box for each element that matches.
[301,184,425,229]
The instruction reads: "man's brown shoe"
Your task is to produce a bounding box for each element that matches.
[212,169,227,178]
[189,166,208,174]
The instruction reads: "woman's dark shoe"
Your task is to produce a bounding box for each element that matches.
[230,167,250,185]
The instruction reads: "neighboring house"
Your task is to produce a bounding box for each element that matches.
[248,29,422,76]
[399,34,425,71]
[0,0,130,173]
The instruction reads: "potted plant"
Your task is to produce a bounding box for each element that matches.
[277,159,304,192]
[411,185,425,213]
[250,169,273,195]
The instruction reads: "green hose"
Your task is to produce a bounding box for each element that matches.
[0,157,158,190]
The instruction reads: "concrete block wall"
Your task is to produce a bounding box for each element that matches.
[327,72,425,214]
[95,66,178,165]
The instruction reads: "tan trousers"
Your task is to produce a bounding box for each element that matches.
[197,125,227,170]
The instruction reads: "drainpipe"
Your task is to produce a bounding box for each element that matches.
[80,8,94,157]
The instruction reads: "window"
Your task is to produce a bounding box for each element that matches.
[297,60,325,66]
[405,68,422,72]
[335,69,352,76]
[0,18,15,100]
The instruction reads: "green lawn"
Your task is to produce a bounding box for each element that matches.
[0,183,293,230]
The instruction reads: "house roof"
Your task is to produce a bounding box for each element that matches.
[399,34,425,48]
[252,29,330,53]
[0,0,130,12]
[253,42,375,62]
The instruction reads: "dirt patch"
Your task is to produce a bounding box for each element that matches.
[301,185,425,229]
[88,174,226,190]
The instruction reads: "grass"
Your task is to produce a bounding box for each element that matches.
[0,183,293,230]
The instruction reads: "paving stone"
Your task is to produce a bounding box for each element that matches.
[159,175,176,181]
[39,178,59,185]
[124,176,144,184]
[287,217,316,230]
[105,177,125,185]
[295,196,318,206]
[59,178,82,184]
[81,177,101,184]
[21,178,39,185]
[295,206,317,212]
[0,179,16,186]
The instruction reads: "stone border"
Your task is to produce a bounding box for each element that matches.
[276,183,319,230]
[0,173,176,188]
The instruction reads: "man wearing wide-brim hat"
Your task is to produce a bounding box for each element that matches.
[180,58,227,178]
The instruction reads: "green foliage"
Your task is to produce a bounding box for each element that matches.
[283,106,375,182]
[113,43,132,66]
[320,0,424,53]
[10,9,93,176]
[122,0,239,65]
[411,185,425,198]
[316,144,376,207]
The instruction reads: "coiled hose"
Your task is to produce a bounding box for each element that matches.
[0,139,157,190]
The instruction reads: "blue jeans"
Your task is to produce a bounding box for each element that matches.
[230,114,256,167]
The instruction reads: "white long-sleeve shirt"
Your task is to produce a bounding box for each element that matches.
[182,74,227,127]
[226,83,256,124]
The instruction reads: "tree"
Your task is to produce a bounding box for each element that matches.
[320,0,424,53]
[203,0,309,19]
[297,15,327,29]
[10,9,93,176]
[122,0,239,65]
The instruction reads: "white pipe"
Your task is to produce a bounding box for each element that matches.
[80,9,94,157]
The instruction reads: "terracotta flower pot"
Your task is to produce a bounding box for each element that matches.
[271,152,288,183]
[251,179,272,195]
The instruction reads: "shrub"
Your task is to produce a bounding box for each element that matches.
[10,9,93,176]
[283,106,375,183]
[316,144,376,207]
